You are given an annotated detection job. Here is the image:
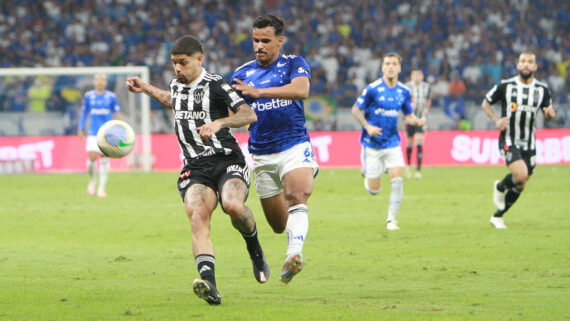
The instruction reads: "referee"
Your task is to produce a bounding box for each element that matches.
[482,52,555,229]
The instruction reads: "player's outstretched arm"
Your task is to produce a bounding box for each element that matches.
[126,76,172,108]
[197,103,257,140]
[232,77,310,100]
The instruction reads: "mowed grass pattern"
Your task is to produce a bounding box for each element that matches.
[1,166,569,321]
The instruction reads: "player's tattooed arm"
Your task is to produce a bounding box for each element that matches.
[126,76,172,108]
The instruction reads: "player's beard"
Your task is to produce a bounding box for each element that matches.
[519,70,533,80]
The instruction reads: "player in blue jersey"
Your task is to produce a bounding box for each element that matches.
[351,53,425,231]
[78,74,121,198]
[231,15,318,283]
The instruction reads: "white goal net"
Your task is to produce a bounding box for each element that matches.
[0,66,153,172]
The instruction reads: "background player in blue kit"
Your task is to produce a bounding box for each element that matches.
[231,15,318,284]
[78,74,120,198]
[351,53,425,231]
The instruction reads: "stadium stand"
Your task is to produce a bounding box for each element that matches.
[0,0,568,133]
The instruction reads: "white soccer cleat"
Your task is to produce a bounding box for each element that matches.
[87,181,96,196]
[490,216,507,229]
[386,220,400,230]
[280,254,304,284]
[414,171,422,179]
[97,187,107,198]
[493,180,505,210]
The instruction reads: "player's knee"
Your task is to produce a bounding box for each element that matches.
[284,190,312,205]
[221,199,245,217]
[364,179,381,195]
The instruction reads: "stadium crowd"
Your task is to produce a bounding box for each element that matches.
[0,0,568,126]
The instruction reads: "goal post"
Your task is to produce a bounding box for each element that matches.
[0,66,153,172]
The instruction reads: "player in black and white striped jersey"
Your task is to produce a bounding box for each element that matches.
[404,69,431,179]
[482,52,556,229]
[126,35,270,305]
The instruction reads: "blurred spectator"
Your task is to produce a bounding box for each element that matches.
[445,73,467,127]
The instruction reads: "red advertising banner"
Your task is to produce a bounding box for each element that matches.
[1,129,569,173]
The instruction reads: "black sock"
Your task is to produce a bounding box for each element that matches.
[416,145,423,171]
[196,254,216,287]
[406,146,413,166]
[242,225,261,253]
[493,187,522,217]
[497,173,515,192]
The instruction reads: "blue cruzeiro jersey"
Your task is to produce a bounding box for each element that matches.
[355,78,413,149]
[78,90,120,136]
[231,54,311,155]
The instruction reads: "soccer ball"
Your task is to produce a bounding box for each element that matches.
[96,120,135,158]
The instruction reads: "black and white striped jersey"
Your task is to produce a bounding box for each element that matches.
[405,81,431,118]
[485,76,552,151]
[170,68,247,164]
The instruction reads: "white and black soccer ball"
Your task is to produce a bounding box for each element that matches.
[96,120,135,158]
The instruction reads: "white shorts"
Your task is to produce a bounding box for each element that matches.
[361,146,405,178]
[86,136,103,154]
[253,141,319,199]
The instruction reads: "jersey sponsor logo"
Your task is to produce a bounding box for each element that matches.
[246,69,256,77]
[260,79,270,84]
[298,67,308,74]
[174,110,207,120]
[379,96,386,101]
[179,179,190,189]
[373,108,399,117]
[250,98,293,111]
[277,62,286,67]
[90,108,111,115]
[172,92,188,100]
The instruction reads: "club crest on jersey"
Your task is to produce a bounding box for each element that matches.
[193,89,204,103]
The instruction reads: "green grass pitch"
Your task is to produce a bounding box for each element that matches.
[1,166,569,320]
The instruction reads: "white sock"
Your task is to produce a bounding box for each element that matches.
[88,160,96,182]
[286,204,308,256]
[387,177,403,222]
[99,157,110,190]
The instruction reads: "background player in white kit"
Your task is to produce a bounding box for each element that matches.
[352,53,424,231]
[77,74,120,198]
[404,69,431,179]
[231,15,318,284]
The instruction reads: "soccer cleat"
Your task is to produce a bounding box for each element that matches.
[87,181,96,196]
[193,279,221,305]
[249,247,270,283]
[279,254,304,284]
[493,180,505,210]
[490,216,507,229]
[386,220,400,230]
[97,187,107,198]
[414,171,422,179]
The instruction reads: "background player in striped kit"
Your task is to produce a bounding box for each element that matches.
[404,69,431,179]
[352,53,425,231]
[77,74,120,198]
[126,35,269,305]
[231,15,318,284]
[482,52,556,229]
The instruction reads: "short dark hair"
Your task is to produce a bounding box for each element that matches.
[382,52,402,65]
[170,35,203,56]
[253,15,285,36]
